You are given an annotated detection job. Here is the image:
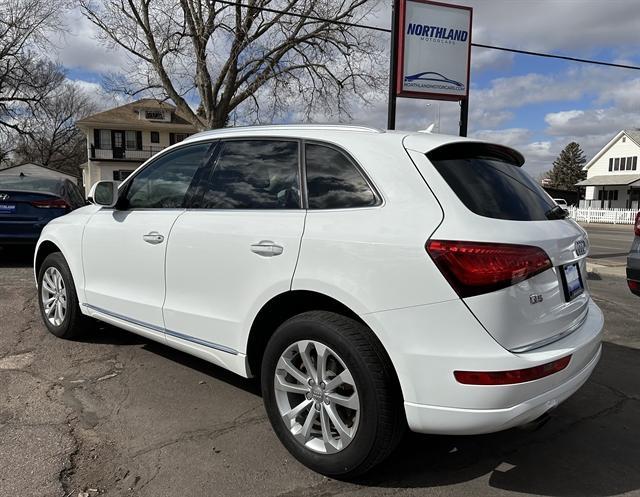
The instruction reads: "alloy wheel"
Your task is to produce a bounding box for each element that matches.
[274,340,360,454]
[41,267,67,327]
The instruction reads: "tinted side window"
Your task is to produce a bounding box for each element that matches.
[305,144,377,209]
[126,143,212,208]
[427,143,556,221]
[201,140,300,209]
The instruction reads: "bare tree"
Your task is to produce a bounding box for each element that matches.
[80,0,385,129]
[0,0,66,134]
[14,82,97,175]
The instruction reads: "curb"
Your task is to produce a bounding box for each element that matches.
[586,261,627,279]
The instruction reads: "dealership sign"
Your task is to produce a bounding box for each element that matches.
[396,0,472,100]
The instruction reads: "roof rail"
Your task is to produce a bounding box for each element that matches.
[185,124,383,141]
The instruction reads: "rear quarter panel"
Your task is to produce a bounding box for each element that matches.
[292,133,455,315]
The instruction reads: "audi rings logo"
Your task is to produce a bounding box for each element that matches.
[575,239,587,257]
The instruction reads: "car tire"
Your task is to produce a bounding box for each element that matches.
[261,311,405,478]
[37,252,89,339]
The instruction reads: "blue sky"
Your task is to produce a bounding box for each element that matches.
[56,0,640,177]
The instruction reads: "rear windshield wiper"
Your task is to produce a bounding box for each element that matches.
[545,205,568,220]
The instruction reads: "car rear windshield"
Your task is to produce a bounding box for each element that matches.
[427,143,557,221]
[0,176,61,194]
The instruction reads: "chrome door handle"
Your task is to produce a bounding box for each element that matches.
[250,240,284,257]
[143,231,165,245]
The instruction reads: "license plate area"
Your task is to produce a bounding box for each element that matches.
[560,262,584,301]
[0,204,16,214]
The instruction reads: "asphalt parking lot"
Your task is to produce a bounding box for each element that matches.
[0,232,638,497]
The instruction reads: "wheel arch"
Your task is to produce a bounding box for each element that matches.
[34,240,64,278]
[246,290,402,398]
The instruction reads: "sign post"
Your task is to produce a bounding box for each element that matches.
[388,0,472,135]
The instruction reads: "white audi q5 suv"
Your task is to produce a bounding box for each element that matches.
[34,125,603,477]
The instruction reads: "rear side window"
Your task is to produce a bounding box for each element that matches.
[305,144,377,209]
[201,140,300,209]
[427,143,556,221]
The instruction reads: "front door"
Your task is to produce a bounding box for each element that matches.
[112,130,125,159]
[163,139,305,354]
[82,142,215,330]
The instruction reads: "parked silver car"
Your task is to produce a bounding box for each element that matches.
[627,212,640,296]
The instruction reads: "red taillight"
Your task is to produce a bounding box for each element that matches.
[634,212,640,236]
[629,279,640,292]
[426,240,553,298]
[30,198,69,210]
[454,356,571,385]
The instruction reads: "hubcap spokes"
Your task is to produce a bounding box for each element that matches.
[41,267,67,327]
[274,340,360,454]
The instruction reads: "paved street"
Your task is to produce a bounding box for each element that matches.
[1,245,639,497]
[582,223,635,267]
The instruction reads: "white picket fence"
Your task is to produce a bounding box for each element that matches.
[567,206,638,224]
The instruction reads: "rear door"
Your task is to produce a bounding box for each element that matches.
[162,139,305,354]
[407,141,590,352]
[82,142,214,329]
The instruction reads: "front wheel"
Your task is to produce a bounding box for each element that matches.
[37,252,88,339]
[261,311,405,477]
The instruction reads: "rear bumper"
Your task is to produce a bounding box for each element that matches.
[0,233,40,244]
[627,264,640,296]
[365,297,604,435]
[404,344,601,435]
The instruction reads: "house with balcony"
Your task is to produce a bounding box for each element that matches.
[77,99,199,194]
[577,129,640,209]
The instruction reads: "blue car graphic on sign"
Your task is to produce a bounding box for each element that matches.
[404,71,463,87]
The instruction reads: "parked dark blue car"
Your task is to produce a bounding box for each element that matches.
[0,175,86,245]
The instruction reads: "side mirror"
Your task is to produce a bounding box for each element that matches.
[88,181,119,208]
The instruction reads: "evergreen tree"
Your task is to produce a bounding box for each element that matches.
[547,142,587,191]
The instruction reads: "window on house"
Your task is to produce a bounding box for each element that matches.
[633,157,638,171]
[126,131,137,150]
[145,110,164,120]
[621,157,626,170]
[113,170,134,181]
[614,158,620,171]
[609,158,613,172]
[623,136,626,142]
[151,132,160,144]
[100,129,111,150]
[628,157,633,171]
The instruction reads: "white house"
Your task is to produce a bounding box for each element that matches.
[77,99,199,194]
[0,163,78,183]
[577,129,640,209]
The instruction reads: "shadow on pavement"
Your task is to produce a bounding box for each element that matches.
[355,341,639,496]
[0,245,35,268]
[84,318,639,496]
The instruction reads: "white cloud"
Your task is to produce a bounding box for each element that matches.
[56,9,129,74]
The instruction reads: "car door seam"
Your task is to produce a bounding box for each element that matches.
[290,209,308,290]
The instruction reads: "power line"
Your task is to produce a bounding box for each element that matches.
[472,43,640,71]
[216,0,640,71]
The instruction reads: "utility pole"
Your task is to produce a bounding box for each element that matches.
[387,0,400,130]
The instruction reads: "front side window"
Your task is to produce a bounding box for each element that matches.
[201,140,300,209]
[125,143,212,209]
[305,144,377,209]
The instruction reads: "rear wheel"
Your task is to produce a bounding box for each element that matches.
[37,252,88,339]
[261,311,405,477]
